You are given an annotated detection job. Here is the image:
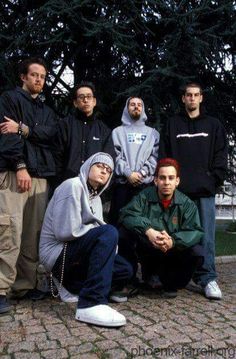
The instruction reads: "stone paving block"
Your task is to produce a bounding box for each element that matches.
[7,341,36,353]
[100,329,127,340]
[104,348,128,358]
[0,334,23,344]
[40,348,69,359]
[45,323,71,340]
[0,315,14,323]
[71,354,99,359]
[95,339,119,351]
[24,325,45,334]
[68,342,94,355]
[117,335,148,352]
[36,340,59,350]
[13,353,41,359]
[24,332,47,342]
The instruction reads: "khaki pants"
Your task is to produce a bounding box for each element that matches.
[0,171,48,296]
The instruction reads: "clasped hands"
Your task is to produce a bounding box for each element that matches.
[145,228,173,253]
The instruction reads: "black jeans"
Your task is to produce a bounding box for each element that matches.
[118,226,203,289]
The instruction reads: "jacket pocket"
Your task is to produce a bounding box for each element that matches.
[0,171,8,190]
[0,214,12,250]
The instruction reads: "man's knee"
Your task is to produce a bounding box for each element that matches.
[99,224,118,246]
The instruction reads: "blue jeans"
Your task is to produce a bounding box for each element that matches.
[52,225,133,308]
[193,197,216,287]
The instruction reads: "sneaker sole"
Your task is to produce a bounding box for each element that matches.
[109,295,128,303]
[75,314,126,327]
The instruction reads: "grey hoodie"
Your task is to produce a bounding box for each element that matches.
[112,98,160,184]
[39,152,113,271]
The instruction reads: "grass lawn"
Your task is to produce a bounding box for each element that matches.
[216,230,236,256]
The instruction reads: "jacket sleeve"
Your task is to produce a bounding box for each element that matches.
[26,109,57,147]
[140,128,159,176]
[211,121,228,186]
[52,185,83,241]
[119,192,153,235]
[112,128,132,178]
[0,94,25,168]
[171,201,203,249]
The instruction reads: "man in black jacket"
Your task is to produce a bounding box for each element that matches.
[53,81,114,186]
[159,83,227,300]
[0,57,57,313]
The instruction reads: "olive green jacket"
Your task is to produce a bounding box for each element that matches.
[119,186,203,249]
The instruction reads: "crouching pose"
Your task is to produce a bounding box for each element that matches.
[119,158,204,298]
[39,153,132,327]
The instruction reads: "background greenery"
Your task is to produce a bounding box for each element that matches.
[216,230,236,256]
[0,0,235,180]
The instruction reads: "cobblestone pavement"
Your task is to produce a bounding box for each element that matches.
[0,262,235,359]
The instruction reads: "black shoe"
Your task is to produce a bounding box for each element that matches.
[0,295,13,314]
[25,288,47,300]
[162,288,178,298]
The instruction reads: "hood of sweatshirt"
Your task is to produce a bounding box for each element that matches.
[79,152,114,197]
[121,97,147,126]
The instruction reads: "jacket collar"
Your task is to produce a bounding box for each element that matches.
[146,186,183,205]
[16,86,43,105]
[75,109,96,122]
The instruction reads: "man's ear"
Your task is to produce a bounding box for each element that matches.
[73,99,78,108]
[154,176,158,186]
[176,177,180,187]
[20,74,25,83]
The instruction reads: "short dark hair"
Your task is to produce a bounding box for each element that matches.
[155,158,180,177]
[18,57,47,77]
[182,82,203,95]
[73,81,96,100]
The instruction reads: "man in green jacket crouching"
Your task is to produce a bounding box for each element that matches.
[119,158,204,298]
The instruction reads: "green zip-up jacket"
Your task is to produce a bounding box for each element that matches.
[119,186,203,250]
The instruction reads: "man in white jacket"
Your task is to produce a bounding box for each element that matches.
[39,153,132,327]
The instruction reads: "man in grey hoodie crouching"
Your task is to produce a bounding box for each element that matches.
[39,152,132,327]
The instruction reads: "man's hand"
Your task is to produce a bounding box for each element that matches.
[127,172,143,186]
[16,169,32,192]
[145,228,173,252]
[0,116,19,134]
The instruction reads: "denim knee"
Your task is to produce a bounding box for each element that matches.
[98,224,118,247]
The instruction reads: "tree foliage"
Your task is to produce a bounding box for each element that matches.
[0,0,235,180]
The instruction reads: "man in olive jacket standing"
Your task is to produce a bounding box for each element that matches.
[119,158,204,297]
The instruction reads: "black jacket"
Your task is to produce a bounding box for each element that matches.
[0,87,57,177]
[159,112,228,198]
[53,109,115,184]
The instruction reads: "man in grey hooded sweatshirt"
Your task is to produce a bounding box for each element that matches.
[109,97,160,225]
[39,152,132,327]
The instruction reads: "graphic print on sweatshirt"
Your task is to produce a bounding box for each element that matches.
[127,132,147,144]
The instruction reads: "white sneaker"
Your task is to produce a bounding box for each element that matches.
[53,277,79,303]
[204,281,222,300]
[75,304,126,327]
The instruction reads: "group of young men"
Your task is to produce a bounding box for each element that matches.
[0,57,227,328]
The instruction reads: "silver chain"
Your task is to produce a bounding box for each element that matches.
[50,242,67,298]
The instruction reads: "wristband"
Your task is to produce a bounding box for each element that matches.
[18,121,23,137]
